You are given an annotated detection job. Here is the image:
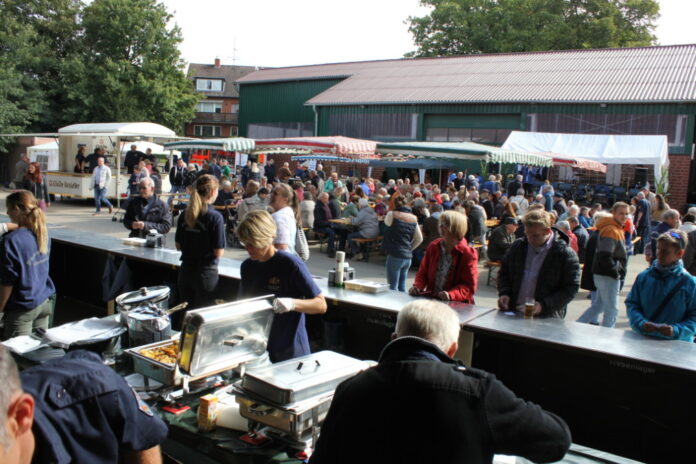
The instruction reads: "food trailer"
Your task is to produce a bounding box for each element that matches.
[49,122,178,201]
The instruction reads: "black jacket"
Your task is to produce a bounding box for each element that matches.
[313,201,333,230]
[123,195,172,239]
[310,337,571,464]
[580,231,599,291]
[487,226,515,262]
[573,225,589,264]
[498,230,580,318]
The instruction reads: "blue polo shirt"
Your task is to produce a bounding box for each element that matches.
[239,251,321,363]
[0,228,55,311]
[22,350,168,464]
[175,205,225,266]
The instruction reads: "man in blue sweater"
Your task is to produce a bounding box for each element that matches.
[626,229,696,341]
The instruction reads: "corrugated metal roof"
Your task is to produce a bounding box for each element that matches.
[235,45,696,105]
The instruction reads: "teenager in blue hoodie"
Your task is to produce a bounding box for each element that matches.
[626,229,696,341]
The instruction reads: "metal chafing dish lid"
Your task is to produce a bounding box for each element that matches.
[116,286,170,306]
[178,295,275,377]
[240,351,373,405]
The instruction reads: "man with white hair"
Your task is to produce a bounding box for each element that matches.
[123,177,172,240]
[310,300,571,464]
[645,209,681,263]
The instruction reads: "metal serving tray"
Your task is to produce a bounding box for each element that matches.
[240,351,372,405]
[125,339,182,387]
[235,388,334,439]
[178,295,275,377]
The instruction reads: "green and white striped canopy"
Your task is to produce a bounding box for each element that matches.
[375,141,552,167]
[163,138,255,152]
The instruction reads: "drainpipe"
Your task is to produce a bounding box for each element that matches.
[313,105,318,136]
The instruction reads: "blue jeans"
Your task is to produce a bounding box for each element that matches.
[386,255,411,292]
[347,231,364,255]
[168,185,186,206]
[577,275,620,327]
[94,186,113,212]
[577,291,599,324]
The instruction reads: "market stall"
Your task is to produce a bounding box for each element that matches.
[163,137,256,168]
[503,131,668,186]
[375,141,552,184]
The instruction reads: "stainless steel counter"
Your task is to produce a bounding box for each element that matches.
[465,310,696,372]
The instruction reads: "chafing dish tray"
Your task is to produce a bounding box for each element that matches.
[234,387,334,439]
[240,350,372,405]
[125,339,182,386]
[178,295,275,377]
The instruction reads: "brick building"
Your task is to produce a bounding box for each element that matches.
[185,59,257,138]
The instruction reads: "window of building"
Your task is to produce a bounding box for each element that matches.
[328,113,417,140]
[194,125,221,137]
[425,127,512,144]
[195,79,224,92]
[247,122,313,138]
[231,104,239,114]
[197,101,223,113]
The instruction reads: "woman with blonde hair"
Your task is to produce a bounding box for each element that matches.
[175,174,225,310]
[237,210,326,362]
[410,211,478,302]
[270,183,300,254]
[0,190,55,339]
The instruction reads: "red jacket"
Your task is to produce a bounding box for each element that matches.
[414,237,478,303]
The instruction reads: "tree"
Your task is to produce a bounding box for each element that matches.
[55,0,197,131]
[406,0,660,57]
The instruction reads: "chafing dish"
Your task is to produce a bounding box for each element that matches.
[126,295,275,390]
[125,339,182,386]
[234,351,372,441]
[178,295,275,377]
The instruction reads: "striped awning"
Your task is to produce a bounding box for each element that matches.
[541,152,607,173]
[163,138,255,152]
[254,136,378,157]
[291,154,371,164]
[376,141,552,167]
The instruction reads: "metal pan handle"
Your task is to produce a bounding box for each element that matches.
[248,403,275,416]
[223,335,245,347]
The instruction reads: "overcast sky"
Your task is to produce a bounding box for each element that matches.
[159,0,696,68]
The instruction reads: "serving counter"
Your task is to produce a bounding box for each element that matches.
[463,311,696,463]
[47,226,493,360]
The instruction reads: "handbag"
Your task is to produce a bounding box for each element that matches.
[296,226,310,261]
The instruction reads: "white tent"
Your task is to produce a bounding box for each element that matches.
[27,141,59,171]
[502,131,670,184]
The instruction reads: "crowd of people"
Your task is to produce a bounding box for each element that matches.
[3,152,695,462]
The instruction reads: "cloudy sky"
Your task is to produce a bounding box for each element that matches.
[159,0,696,68]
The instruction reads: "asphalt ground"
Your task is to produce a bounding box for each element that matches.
[0,191,645,330]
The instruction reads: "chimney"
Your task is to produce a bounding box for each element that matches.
[214,57,221,68]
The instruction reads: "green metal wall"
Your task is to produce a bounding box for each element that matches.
[317,103,696,154]
[238,79,345,136]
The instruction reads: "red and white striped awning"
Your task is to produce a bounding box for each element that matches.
[542,152,607,173]
[254,136,378,158]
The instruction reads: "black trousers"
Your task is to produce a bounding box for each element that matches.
[175,263,218,328]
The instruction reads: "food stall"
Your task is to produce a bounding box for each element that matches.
[253,136,379,177]
[163,137,256,170]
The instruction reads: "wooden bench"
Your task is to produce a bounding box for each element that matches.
[485,261,502,287]
[351,236,383,262]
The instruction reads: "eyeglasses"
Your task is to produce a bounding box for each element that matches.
[138,186,149,190]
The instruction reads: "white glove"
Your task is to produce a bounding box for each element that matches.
[273,298,295,314]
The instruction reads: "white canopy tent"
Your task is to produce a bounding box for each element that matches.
[27,141,59,171]
[502,131,670,186]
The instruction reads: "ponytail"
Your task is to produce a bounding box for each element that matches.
[185,174,219,228]
[6,190,48,253]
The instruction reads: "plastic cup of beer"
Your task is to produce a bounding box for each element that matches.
[524,298,535,319]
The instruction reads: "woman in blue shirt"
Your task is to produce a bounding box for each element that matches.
[0,190,55,339]
[237,210,326,362]
[175,174,225,311]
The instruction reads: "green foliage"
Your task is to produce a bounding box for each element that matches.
[406,0,660,57]
[57,0,197,131]
[0,0,196,142]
